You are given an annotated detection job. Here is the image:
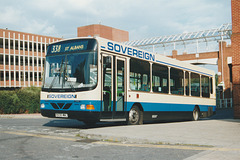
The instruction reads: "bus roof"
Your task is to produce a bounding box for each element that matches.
[96,37,215,77]
[48,37,215,77]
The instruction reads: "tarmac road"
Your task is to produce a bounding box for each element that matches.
[0,109,239,160]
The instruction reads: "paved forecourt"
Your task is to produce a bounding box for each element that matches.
[1,109,240,159]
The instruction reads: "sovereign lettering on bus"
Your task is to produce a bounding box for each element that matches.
[107,42,155,61]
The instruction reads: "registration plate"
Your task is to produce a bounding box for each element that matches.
[55,113,68,118]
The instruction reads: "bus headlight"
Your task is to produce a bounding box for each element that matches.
[80,104,86,110]
[41,103,45,109]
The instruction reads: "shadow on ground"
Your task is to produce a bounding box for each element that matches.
[43,119,127,129]
[43,108,236,129]
[201,108,240,123]
[209,108,234,119]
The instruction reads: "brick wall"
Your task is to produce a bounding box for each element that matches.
[77,24,129,42]
[232,0,240,118]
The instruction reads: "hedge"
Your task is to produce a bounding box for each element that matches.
[0,87,41,114]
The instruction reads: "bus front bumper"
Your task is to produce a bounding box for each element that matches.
[41,109,100,122]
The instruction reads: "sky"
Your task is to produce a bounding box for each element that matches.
[0,0,231,41]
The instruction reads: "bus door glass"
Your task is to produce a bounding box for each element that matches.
[101,54,126,119]
[102,55,113,118]
[115,57,126,118]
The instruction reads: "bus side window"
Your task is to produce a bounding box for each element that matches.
[185,71,190,96]
[130,58,150,92]
[191,73,200,97]
[210,77,213,94]
[170,68,184,95]
[201,75,210,98]
[152,64,169,94]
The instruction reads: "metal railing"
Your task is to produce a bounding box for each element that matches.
[216,98,232,108]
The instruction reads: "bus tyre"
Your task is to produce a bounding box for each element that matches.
[128,106,143,125]
[192,107,200,121]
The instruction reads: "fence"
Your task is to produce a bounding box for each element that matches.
[216,98,232,108]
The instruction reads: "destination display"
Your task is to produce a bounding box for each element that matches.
[47,39,96,55]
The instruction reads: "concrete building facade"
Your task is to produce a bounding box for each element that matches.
[0,24,128,89]
[0,29,62,88]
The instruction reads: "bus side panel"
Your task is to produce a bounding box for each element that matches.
[126,101,216,121]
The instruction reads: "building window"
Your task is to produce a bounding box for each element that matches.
[39,72,42,81]
[5,39,8,49]
[34,72,37,81]
[0,71,3,81]
[5,55,9,65]
[0,38,3,48]
[11,72,14,81]
[0,55,3,64]
[16,56,19,65]
[25,58,28,66]
[25,72,29,81]
[10,40,14,49]
[20,56,24,66]
[16,72,19,81]
[30,72,33,81]
[30,57,33,66]
[20,41,23,50]
[34,57,37,66]
[21,72,24,81]
[6,72,9,81]
[10,55,14,65]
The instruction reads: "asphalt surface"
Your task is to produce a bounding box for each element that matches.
[1,108,240,160]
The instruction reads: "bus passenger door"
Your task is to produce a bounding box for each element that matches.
[101,54,126,120]
[114,57,126,118]
[101,55,113,118]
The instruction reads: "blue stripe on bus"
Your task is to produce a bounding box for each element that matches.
[127,102,215,112]
[41,100,216,112]
[156,60,213,76]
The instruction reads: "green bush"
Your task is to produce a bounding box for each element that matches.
[0,87,40,114]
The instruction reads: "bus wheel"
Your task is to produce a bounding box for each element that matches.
[192,107,200,121]
[128,105,143,125]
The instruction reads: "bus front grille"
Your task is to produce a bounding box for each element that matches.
[50,103,72,110]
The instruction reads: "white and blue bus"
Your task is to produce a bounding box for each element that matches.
[40,37,216,125]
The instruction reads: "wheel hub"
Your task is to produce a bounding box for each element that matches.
[129,109,139,123]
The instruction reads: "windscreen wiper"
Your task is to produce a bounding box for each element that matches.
[62,56,76,91]
[49,59,64,91]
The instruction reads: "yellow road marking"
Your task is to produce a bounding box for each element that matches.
[94,141,240,152]
[2,131,77,142]
[2,130,240,152]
